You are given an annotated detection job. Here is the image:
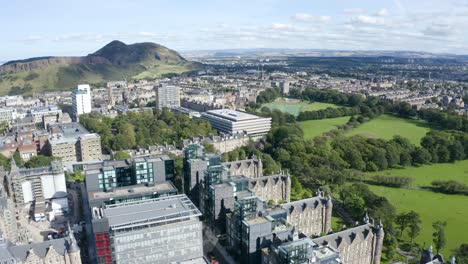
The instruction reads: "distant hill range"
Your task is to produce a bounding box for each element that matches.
[0,40,201,95]
[183,48,468,60]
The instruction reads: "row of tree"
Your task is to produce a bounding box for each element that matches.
[80,109,216,153]
[297,106,361,121]
[431,180,468,195]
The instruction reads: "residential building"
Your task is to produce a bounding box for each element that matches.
[47,122,102,163]
[29,105,62,125]
[280,80,290,95]
[0,108,15,126]
[89,194,203,264]
[201,109,271,137]
[155,84,180,109]
[72,84,92,118]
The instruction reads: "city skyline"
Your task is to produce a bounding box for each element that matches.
[1,0,468,61]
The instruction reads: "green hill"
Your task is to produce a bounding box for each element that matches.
[0,40,201,95]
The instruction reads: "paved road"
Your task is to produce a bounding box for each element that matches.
[203,226,237,264]
[80,182,97,264]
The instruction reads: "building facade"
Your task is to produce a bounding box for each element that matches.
[155,84,180,110]
[311,221,384,264]
[281,194,332,237]
[47,123,102,163]
[89,194,203,264]
[83,154,174,193]
[201,109,271,136]
[5,159,67,211]
[72,84,92,118]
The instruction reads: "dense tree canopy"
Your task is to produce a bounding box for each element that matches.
[80,109,216,153]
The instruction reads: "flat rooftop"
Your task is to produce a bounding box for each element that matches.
[88,181,177,201]
[103,194,201,230]
[205,109,263,122]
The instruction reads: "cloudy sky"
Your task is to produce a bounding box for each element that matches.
[1,0,468,61]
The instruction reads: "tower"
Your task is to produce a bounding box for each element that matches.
[67,224,82,264]
[373,219,385,264]
[72,84,92,120]
[324,195,333,233]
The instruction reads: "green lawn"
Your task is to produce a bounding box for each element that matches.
[300,117,351,140]
[368,184,468,257]
[368,160,468,188]
[261,100,340,116]
[346,114,430,145]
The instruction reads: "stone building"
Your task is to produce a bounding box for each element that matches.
[420,245,456,264]
[248,172,291,204]
[0,226,81,264]
[181,132,250,153]
[311,219,384,264]
[281,193,332,237]
[223,155,263,178]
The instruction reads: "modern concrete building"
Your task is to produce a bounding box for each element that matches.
[47,122,102,163]
[82,154,174,193]
[201,109,271,136]
[280,80,290,95]
[155,84,180,110]
[89,194,203,264]
[72,84,92,119]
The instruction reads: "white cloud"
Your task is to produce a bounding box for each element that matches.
[138,32,156,37]
[422,23,455,36]
[351,15,385,25]
[376,8,389,17]
[343,8,367,15]
[292,13,331,23]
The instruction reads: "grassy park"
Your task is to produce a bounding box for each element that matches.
[261,100,340,116]
[346,114,430,145]
[368,160,468,187]
[300,116,351,140]
[368,184,468,257]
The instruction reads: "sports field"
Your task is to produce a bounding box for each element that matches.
[368,184,468,257]
[346,114,430,145]
[300,116,351,140]
[261,100,340,116]
[368,160,468,187]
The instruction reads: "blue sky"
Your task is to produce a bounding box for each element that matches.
[1,0,468,61]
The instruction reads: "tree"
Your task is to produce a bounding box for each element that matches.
[396,213,411,237]
[454,244,468,264]
[25,155,53,168]
[432,221,447,253]
[202,142,216,153]
[407,211,421,243]
[114,151,131,160]
[13,150,24,168]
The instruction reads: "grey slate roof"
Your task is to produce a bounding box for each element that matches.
[8,237,71,261]
[311,224,374,249]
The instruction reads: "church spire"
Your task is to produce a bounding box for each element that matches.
[67,223,80,253]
